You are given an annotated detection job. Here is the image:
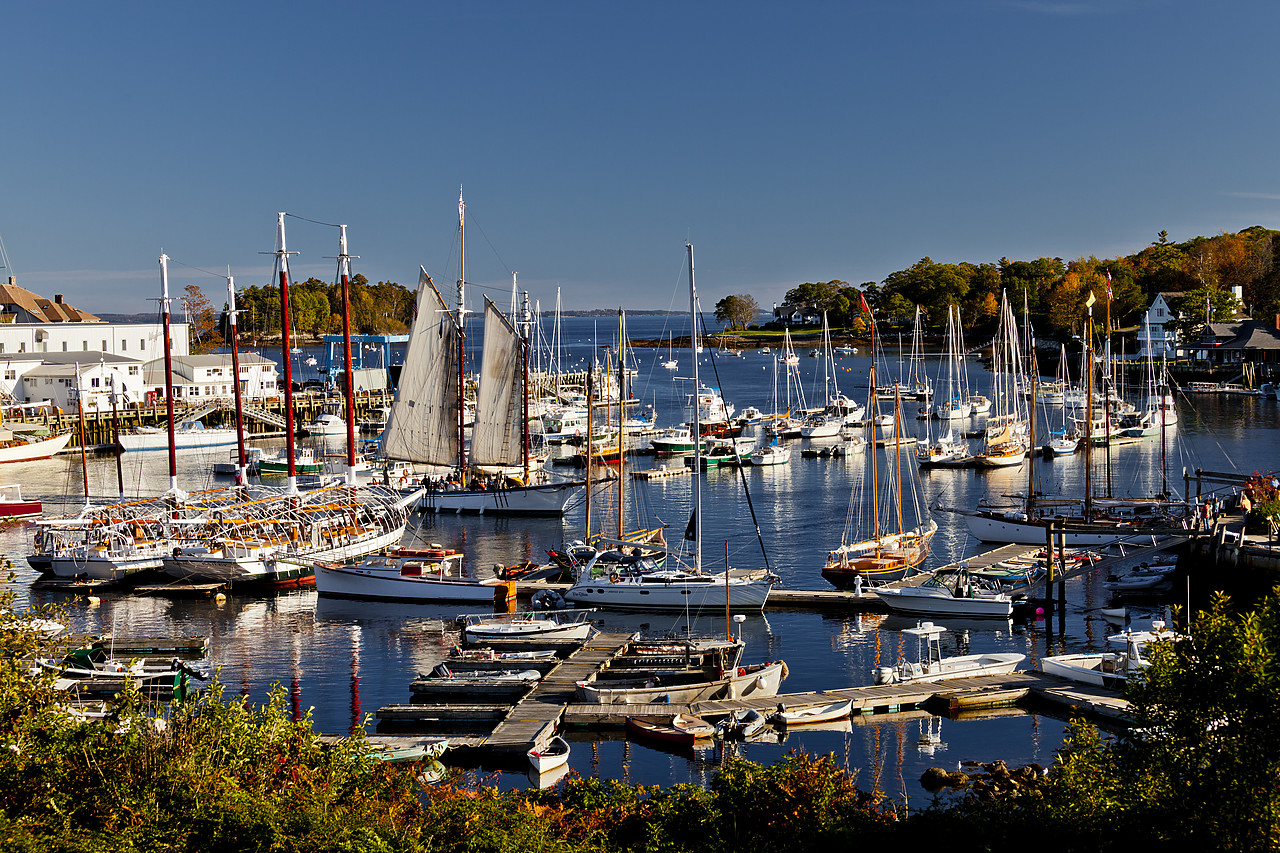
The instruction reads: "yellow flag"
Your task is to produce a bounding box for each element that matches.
[1085,291,1096,308]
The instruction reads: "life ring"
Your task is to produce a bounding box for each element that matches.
[737,667,746,677]
[609,572,620,584]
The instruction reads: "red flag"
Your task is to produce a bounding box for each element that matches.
[859,291,870,314]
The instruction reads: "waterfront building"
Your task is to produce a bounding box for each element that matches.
[143,353,281,403]
[1136,293,1180,359]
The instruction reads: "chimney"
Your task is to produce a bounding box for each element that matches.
[54,295,63,304]
[6,277,13,286]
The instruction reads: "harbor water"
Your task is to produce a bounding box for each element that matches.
[6,313,1275,801]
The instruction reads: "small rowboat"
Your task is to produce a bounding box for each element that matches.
[625,713,715,746]
[527,735,570,773]
[766,699,852,727]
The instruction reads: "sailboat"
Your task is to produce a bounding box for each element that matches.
[1123,318,1178,438]
[823,297,936,588]
[974,293,1029,468]
[388,193,584,516]
[948,290,1193,545]
[564,244,776,612]
[917,306,971,467]
[1043,344,1081,456]
[800,312,863,438]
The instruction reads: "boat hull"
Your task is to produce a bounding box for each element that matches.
[872,587,1013,618]
[961,512,1150,546]
[118,428,238,452]
[315,563,499,602]
[0,431,73,462]
[579,660,787,704]
[418,480,584,516]
[565,574,772,612]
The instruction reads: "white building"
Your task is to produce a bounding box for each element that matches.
[4,353,144,411]
[143,353,280,403]
[0,278,190,363]
[1136,293,1180,359]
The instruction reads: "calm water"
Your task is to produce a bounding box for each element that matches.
[6,313,1273,802]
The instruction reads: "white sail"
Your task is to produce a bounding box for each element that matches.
[471,298,524,469]
[382,268,460,466]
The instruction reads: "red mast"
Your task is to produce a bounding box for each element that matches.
[271,213,300,494]
[158,253,180,495]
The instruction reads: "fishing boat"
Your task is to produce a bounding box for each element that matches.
[823,297,936,588]
[872,621,1025,684]
[625,713,716,745]
[385,212,584,516]
[564,246,776,613]
[689,435,754,468]
[1040,633,1150,688]
[527,736,570,773]
[871,572,1016,618]
[309,547,501,602]
[256,446,324,475]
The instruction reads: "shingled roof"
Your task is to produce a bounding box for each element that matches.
[0,278,100,323]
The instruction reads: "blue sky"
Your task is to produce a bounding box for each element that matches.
[3,1,1278,315]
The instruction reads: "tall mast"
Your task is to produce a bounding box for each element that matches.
[868,294,880,549]
[1084,305,1094,521]
[616,308,624,538]
[74,363,89,509]
[226,272,248,486]
[522,289,532,483]
[688,244,701,572]
[456,187,468,485]
[108,366,124,499]
[158,253,180,496]
[336,225,359,486]
[271,213,300,495]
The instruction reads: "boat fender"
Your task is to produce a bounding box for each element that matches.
[610,572,620,584]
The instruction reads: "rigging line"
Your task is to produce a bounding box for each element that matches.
[283,212,342,229]
[695,301,772,574]
[167,257,232,280]
[464,212,513,277]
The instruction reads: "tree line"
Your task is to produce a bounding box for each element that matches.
[714,226,1280,340]
[193,276,417,348]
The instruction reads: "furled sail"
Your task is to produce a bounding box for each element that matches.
[382,268,460,466]
[470,298,523,469]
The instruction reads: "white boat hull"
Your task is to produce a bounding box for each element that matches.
[961,512,1142,546]
[168,524,406,584]
[1041,653,1146,687]
[872,586,1013,618]
[876,653,1025,684]
[565,573,772,612]
[47,550,166,581]
[118,427,239,452]
[314,559,500,602]
[0,431,73,462]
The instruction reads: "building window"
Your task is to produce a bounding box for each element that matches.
[82,341,88,351]
[2,371,12,380]
[91,378,100,388]
[62,342,67,352]
[128,366,139,376]
[101,340,107,351]
[121,340,126,351]
[140,339,145,351]
[18,343,24,353]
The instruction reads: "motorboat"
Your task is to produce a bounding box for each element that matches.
[765,700,852,727]
[872,621,1025,684]
[1040,634,1151,688]
[871,572,1016,618]
[458,608,598,646]
[714,708,767,740]
[117,420,238,452]
[748,441,791,466]
[304,413,347,436]
[311,547,503,603]
[0,484,41,520]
